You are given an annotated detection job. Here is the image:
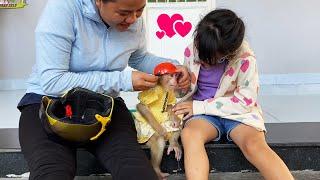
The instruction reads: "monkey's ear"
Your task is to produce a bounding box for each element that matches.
[175,72,182,79]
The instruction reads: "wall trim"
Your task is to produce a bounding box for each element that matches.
[259,73,320,85]
[0,79,27,91]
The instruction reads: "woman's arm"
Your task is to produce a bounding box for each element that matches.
[36,0,133,96]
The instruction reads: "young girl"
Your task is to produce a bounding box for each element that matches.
[172,9,294,180]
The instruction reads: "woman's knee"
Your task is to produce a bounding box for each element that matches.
[29,162,76,180]
[25,145,76,180]
[103,148,157,180]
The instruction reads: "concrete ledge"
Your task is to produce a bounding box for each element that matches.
[2,171,320,180]
[0,123,320,177]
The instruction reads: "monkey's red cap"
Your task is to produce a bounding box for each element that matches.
[153,62,177,76]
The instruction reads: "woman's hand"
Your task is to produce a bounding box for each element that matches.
[173,101,193,120]
[132,71,159,91]
[175,65,190,90]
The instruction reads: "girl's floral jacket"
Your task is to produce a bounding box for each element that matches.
[179,41,266,132]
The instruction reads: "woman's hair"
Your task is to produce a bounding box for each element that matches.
[194,9,245,65]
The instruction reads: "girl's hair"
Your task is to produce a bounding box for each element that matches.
[194,9,245,65]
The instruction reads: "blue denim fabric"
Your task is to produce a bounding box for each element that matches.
[186,115,242,142]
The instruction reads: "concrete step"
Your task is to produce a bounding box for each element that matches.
[0,123,320,177]
[2,171,320,180]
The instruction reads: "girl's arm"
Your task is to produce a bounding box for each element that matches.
[175,47,192,98]
[193,55,259,117]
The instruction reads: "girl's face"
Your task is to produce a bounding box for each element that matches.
[197,53,228,68]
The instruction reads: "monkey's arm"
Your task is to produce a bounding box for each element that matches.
[167,105,182,160]
[136,103,167,136]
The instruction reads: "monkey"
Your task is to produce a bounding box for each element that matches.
[133,62,182,180]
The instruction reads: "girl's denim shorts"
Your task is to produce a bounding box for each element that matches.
[185,115,242,142]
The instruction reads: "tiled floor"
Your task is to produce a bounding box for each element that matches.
[0,85,320,128]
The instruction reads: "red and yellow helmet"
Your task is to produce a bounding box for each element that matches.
[153,62,177,76]
[40,87,114,143]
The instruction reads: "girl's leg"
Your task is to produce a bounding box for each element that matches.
[181,119,218,180]
[229,124,294,180]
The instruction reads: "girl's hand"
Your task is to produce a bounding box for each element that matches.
[173,101,193,120]
[176,65,190,90]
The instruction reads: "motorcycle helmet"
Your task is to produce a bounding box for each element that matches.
[39,87,114,143]
[153,62,178,76]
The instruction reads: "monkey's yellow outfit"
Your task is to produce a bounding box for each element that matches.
[133,85,180,143]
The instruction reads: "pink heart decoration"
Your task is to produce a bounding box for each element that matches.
[157,14,183,38]
[231,96,240,103]
[156,30,165,39]
[184,47,191,57]
[243,97,253,106]
[174,21,192,37]
[240,59,250,73]
[226,67,235,77]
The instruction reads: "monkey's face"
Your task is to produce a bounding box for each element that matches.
[159,73,178,91]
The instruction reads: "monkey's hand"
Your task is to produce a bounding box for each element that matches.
[155,128,170,141]
[170,115,181,128]
[172,120,180,129]
[168,106,182,128]
[167,144,182,161]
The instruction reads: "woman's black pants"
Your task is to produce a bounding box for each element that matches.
[19,98,157,180]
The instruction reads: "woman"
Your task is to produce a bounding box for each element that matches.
[18,0,190,179]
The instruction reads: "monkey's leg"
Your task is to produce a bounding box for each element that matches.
[167,131,182,160]
[147,135,170,179]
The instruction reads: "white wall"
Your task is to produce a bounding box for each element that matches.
[145,2,215,63]
[216,0,320,74]
[1,0,320,86]
[0,0,47,79]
